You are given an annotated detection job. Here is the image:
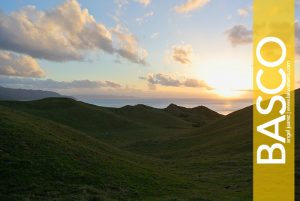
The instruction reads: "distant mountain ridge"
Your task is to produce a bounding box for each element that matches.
[0,86,64,101]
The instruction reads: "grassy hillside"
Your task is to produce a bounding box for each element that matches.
[122,105,253,201]
[164,104,223,127]
[0,90,299,201]
[0,105,198,201]
[112,104,193,128]
[0,99,207,150]
[0,98,142,136]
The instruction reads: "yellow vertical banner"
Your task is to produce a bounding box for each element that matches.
[253,0,295,201]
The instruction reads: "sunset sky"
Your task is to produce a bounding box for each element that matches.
[0,0,299,105]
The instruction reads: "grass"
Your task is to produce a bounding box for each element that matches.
[0,90,299,201]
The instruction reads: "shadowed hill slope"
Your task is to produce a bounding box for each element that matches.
[0,98,143,137]
[164,103,223,127]
[0,98,204,133]
[112,104,193,128]
[134,90,299,160]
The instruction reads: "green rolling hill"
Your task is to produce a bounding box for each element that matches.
[0,90,299,201]
[164,104,223,127]
[0,104,195,201]
[0,98,142,133]
[113,104,193,128]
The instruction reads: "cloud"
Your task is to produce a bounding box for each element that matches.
[0,76,122,90]
[237,8,249,17]
[145,11,154,17]
[0,0,147,65]
[140,73,212,90]
[0,1,111,61]
[105,80,123,88]
[183,78,213,89]
[115,0,150,9]
[142,73,181,87]
[112,25,148,65]
[136,11,154,24]
[175,0,210,14]
[150,32,159,39]
[225,25,252,46]
[0,51,44,78]
[171,44,193,65]
[115,0,128,6]
[135,0,151,6]
[226,22,300,55]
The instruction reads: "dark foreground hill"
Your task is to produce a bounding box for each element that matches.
[0,90,299,201]
[0,86,64,101]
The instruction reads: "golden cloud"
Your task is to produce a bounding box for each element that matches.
[0,51,44,77]
[171,45,193,65]
[140,73,213,90]
[175,0,210,13]
[0,0,147,65]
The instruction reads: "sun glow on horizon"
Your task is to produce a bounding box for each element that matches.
[213,87,243,98]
